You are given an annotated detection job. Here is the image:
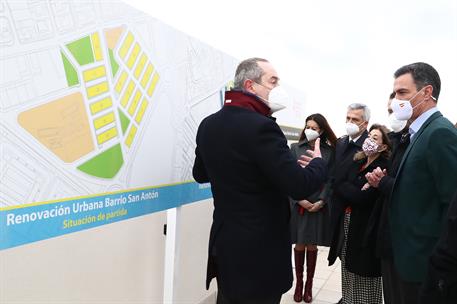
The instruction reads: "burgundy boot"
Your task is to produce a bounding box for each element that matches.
[303,249,318,303]
[293,248,305,302]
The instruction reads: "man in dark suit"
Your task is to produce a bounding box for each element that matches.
[192,58,328,304]
[329,102,370,236]
[334,103,370,167]
[387,62,457,303]
[327,103,370,304]
[365,95,411,304]
[420,190,457,304]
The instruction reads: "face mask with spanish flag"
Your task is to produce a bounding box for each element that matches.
[391,88,434,121]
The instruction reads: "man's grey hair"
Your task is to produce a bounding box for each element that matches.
[347,103,371,122]
[233,57,268,90]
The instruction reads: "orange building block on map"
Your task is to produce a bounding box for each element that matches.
[18,92,94,163]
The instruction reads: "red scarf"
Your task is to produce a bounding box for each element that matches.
[224,90,271,116]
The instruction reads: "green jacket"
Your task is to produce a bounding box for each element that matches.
[390,111,457,282]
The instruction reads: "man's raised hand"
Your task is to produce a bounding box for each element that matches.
[298,138,322,167]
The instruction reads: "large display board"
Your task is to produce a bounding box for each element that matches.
[0,0,238,250]
[0,0,308,252]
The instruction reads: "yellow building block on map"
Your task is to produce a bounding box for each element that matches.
[140,63,154,88]
[115,71,128,94]
[126,43,140,69]
[125,125,137,148]
[90,97,112,115]
[134,53,147,79]
[93,112,115,130]
[87,82,109,99]
[147,73,160,97]
[91,32,103,61]
[118,32,134,60]
[83,66,106,82]
[135,98,148,124]
[97,127,118,144]
[120,80,135,107]
[128,90,142,116]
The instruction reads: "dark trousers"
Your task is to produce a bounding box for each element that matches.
[381,258,421,304]
[216,289,281,304]
[382,258,402,304]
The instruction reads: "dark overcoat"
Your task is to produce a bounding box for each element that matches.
[327,131,368,265]
[332,156,388,277]
[193,102,327,300]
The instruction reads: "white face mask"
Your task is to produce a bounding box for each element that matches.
[388,113,407,133]
[254,82,289,113]
[304,129,320,142]
[345,122,360,137]
[391,89,427,121]
[265,86,289,113]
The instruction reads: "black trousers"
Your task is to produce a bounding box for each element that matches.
[216,289,281,304]
[381,258,421,304]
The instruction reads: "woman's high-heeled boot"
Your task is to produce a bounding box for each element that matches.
[303,249,318,303]
[293,248,305,302]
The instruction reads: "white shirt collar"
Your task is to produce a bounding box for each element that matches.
[350,134,362,143]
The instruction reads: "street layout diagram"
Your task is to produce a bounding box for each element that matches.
[0,0,238,208]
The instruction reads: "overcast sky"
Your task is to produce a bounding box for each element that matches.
[129,0,457,135]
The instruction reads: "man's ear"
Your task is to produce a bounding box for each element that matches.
[244,79,255,94]
[424,85,435,102]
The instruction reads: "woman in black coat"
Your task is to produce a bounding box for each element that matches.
[329,124,392,304]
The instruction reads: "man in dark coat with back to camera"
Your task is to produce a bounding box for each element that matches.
[192,58,327,304]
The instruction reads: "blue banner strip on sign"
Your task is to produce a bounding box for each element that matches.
[0,182,212,250]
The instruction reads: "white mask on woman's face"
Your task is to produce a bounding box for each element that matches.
[304,129,320,142]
